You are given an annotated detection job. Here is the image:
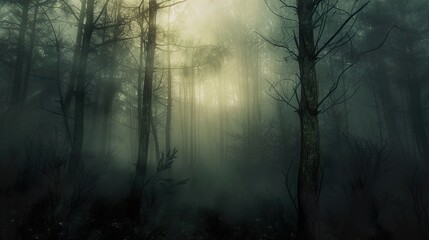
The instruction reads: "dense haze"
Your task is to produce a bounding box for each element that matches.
[0,0,428,239]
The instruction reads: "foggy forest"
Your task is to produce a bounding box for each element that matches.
[0,0,428,239]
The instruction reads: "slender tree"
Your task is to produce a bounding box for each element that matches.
[129,0,159,220]
[165,7,173,154]
[99,0,124,161]
[63,0,87,117]
[10,0,30,106]
[295,1,320,238]
[69,0,96,176]
[267,1,369,239]
[20,1,39,102]
[137,0,157,185]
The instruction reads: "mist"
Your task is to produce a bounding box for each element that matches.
[0,0,428,239]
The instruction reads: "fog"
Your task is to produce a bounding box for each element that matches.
[0,0,428,239]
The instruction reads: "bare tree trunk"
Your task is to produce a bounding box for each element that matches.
[55,41,73,145]
[253,40,262,126]
[372,58,403,154]
[218,74,226,162]
[243,40,251,157]
[296,0,320,239]
[99,80,116,160]
[165,7,173,154]
[372,85,384,141]
[151,113,160,162]
[99,1,122,161]
[89,5,108,154]
[21,3,39,102]
[69,0,95,176]
[180,73,189,164]
[190,70,195,175]
[406,75,428,161]
[136,7,145,173]
[130,0,158,221]
[10,0,30,106]
[400,44,428,161]
[64,0,87,116]
[137,0,157,183]
[44,6,73,145]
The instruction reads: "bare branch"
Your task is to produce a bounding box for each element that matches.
[59,0,80,22]
[283,161,298,213]
[317,62,355,112]
[315,1,369,57]
[93,0,111,25]
[158,0,186,9]
[267,79,299,111]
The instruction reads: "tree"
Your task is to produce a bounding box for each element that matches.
[9,0,30,106]
[294,1,321,238]
[98,0,125,162]
[62,0,87,121]
[20,0,39,102]
[393,1,429,161]
[266,1,369,239]
[360,0,429,161]
[165,7,173,154]
[178,44,229,179]
[138,0,158,189]
[68,0,96,176]
[129,0,159,221]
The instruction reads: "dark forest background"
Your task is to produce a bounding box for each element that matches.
[0,0,428,239]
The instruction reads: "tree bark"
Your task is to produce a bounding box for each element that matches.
[137,0,157,182]
[10,0,30,106]
[130,0,158,220]
[406,71,428,161]
[21,3,39,102]
[190,69,195,174]
[99,1,122,161]
[99,81,116,160]
[373,59,403,154]
[69,0,95,176]
[151,113,160,162]
[296,0,320,239]
[64,0,87,117]
[165,7,173,154]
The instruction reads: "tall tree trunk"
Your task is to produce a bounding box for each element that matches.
[253,40,262,126]
[244,40,251,157]
[406,72,428,161]
[180,73,189,165]
[218,74,226,163]
[136,7,145,171]
[190,69,195,175]
[296,0,320,239]
[151,113,160,162]
[69,0,95,176]
[99,1,122,161]
[372,58,403,154]
[401,44,428,161]
[137,0,157,183]
[89,5,108,154]
[10,0,30,106]
[165,7,173,154]
[99,81,116,160]
[130,0,158,220]
[53,29,73,145]
[21,3,39,102]
[64,0,87,116]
